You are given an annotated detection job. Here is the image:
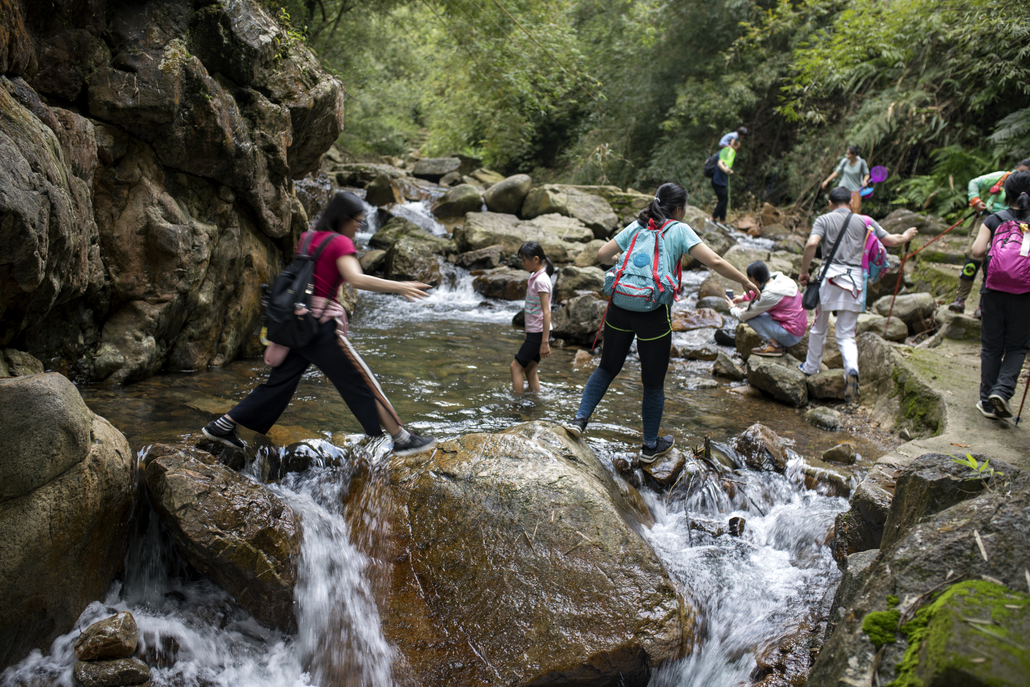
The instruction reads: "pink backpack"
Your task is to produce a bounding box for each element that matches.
[860,216,889,283]
[985,211,1030,294]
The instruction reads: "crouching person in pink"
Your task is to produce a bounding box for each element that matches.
[727,261,807,357]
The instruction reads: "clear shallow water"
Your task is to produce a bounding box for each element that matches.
[3,209,888,687]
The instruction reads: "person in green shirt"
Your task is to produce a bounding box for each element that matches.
[949,158,1030,316]
[711,137,740,227]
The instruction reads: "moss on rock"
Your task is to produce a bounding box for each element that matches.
[862,609,901,647]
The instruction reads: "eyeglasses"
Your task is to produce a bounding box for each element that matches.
[349,216,368,230]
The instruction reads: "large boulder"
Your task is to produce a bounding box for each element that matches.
[453,212,592,262]
[0,349,44,378]
[810,455,1030,686]
[552,294,607,346]
[553,265,605,301]
[572,238,607,267]
[0,373,134,669]
[878,208,946,236]
[369,422,693,685]
[364,173,405,206]
[855,312,908,342]
[472,267,529,300]
[521,185,619,238]
[432,183,483,218]
[74,612,138,661]
[734,423,790,472]
[872,293,937,334]
[682,223,733,270]
[721,245,771,273]
[483,174,532,214]
[144,444,302,633]
[856,333,944,436]
[712,350,746,381]
[746,356,808,406]
[412,157,461,182]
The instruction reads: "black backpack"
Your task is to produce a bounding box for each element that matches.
[703,152,720,178]
[264,233,339,349]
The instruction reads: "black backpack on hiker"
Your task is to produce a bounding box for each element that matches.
[703,152,720,178]
[264,233,339,349]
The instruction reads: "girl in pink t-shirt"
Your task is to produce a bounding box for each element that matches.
[511,241,554,394]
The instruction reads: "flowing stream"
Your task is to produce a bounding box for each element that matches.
[3,199,887,687]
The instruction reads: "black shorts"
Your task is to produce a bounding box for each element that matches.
[514,332,544,368]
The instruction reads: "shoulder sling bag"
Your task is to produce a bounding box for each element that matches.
[802,212,855,310]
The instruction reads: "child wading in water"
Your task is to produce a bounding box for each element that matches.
[511,241,554,394]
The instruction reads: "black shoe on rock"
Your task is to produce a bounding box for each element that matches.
[202,421,245,450]
[393,432,438,456]
[988,394,1013,419]
[640,435,674,463]
[563,418,587,438]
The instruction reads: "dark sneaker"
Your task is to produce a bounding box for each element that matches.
[973,306,982,319]
[988,394,1013,419]
[202,421,245,450]
[393,432,438,457]
[562,418,587,438]
[845,372,860,403]
[976,400,999,419]
[752,341,785,357]
[947,298,966,313]
[640,435,674,463]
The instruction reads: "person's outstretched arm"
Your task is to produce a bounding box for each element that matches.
[337,254,429,301]
[880,227,918,248]
[688,243,761,296]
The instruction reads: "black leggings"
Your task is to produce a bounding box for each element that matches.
[228,319,400,436]
[599,303,673,387]
[711,182,728,222]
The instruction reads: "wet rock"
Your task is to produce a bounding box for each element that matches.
[455,244,504,270]
[879,453,991,552]
[554,265,604,301]
[734,423,790,472]
[0,349,44,378]
[333,162,406,188]
[413,157,461,182]
[822,442,858,465]
[695,296,731,314]
[830,461,900,568]
[144,445,301,633]
[807,370,846,400]
[713,326,737,346]
[573,349,594,367]
[359,249,387,273]
[672,307,723,331]
[73,657,151,687]
[0,374,134,669]
[365,173,405,207]
[520,185,619,238]
[472,267,529,300]
[728,516,746,537]
[934,310,981,341]
[469,168,506,188]
[385,235,448,286]
[872,293,937,333]
[855,312,908,342]
[682,223,733,269]
[483,174,532,214]
[551,294,607,346]
[879,208,946,236]
[825,549,878,640]
[856,333,943,436]
[571,239,607,267]
[371,422,692,685]
[642,449,687,487]
[801,463,851,497]
[680,345,719,362]
[74,612,138,661]
[433,184,483,218]
[746,357,808,407]
[810,457,1030,687]
[712,351,746,381]
[804,406,842,430]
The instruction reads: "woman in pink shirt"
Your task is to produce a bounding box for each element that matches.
[202,192,438,456]
[728,261,807,357]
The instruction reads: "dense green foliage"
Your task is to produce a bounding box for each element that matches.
[270,0,1030,218]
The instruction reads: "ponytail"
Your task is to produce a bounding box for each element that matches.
[637,182,688,229]
[517,241,554,276]
[1003,170,1030,211]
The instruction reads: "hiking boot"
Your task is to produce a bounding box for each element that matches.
[202,420,245,450]
[973,306,982,319]
[752,341,786,357]
[976,400,999,419]
[393,432,438,456]
[947,298,966,313]
[988,394,1013,419]
[845,372,860,403]
[562,418,587,438]
[640,435,674,463]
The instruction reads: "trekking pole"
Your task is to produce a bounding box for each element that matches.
[1015,370,1030,426]
[883,209,979,333]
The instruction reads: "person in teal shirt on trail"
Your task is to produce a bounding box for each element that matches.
[821,146,870,213]
[949,158,1030,316]
[711,137,740,227]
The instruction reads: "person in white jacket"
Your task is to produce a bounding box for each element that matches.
[727,261,808,357]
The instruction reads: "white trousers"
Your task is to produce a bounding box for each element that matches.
[801,307,860,377]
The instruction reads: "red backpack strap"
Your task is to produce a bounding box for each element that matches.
[612,227,644,291]
[651,220,676,295]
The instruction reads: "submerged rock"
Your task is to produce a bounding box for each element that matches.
[367,422,693,686]
[74,612,138,661]
[73,657,151,687]
[144,445,302,633]
[734,423,790,472]
[804,406,842,431]
[712,350,746,381]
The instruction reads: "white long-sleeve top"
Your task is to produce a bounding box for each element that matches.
[730,272,799,321]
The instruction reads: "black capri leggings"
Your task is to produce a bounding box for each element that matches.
[600,303,672,389]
